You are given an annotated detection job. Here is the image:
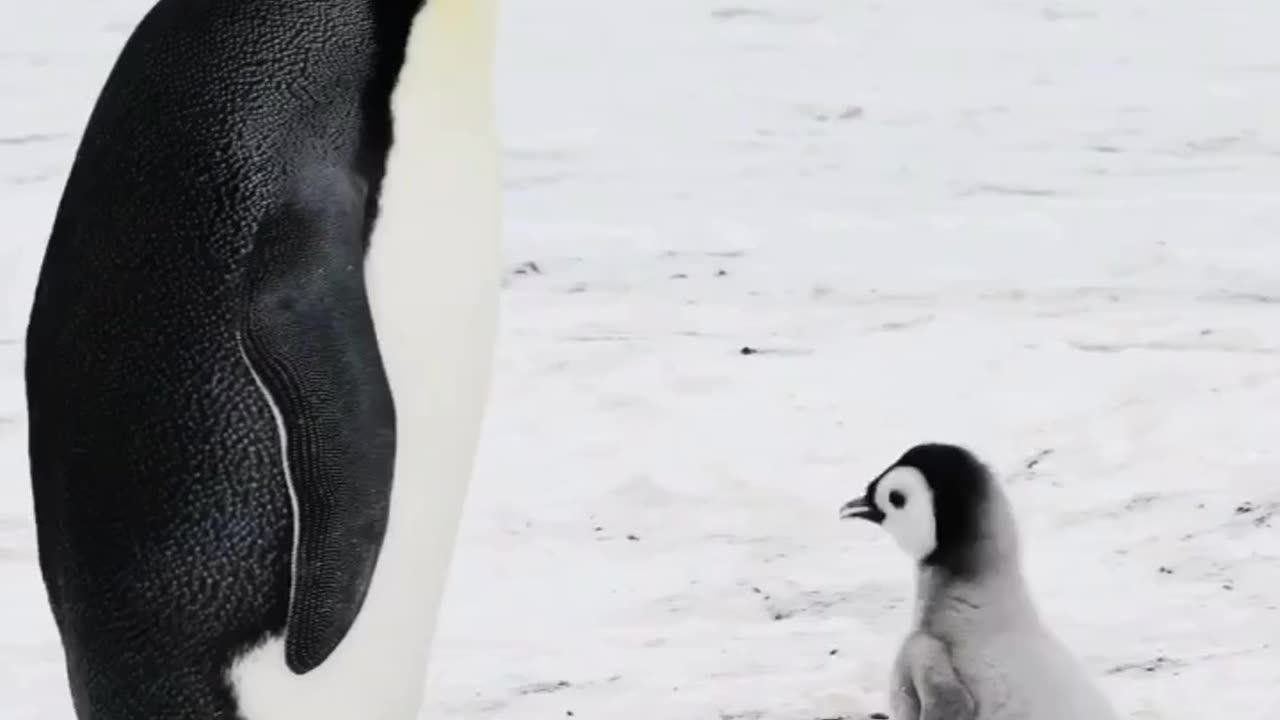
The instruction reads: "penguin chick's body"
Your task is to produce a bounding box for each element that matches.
[840,443,1118,720]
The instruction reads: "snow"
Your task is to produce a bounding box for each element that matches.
[2,0,1279,718]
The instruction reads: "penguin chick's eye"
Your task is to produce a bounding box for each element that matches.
[888,490,906,509]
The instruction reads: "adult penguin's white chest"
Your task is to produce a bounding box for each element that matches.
[230,1,502,717]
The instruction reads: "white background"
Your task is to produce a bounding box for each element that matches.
[2,1,1278,718]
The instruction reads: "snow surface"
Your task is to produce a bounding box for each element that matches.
[3,0,1279,718]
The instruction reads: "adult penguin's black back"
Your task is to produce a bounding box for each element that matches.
[25,1,502,718]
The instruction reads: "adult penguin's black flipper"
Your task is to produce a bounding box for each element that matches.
[240,172,396,675]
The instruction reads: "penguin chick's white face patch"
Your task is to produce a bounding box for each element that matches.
[874,466,937,560]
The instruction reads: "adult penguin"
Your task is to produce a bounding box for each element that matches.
[24,0,501,717]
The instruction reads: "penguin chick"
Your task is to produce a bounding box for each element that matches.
[839,443,1119,720]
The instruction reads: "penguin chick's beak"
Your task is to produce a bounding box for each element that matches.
[840,497,885,523]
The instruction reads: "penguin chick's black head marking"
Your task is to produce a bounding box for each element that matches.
[840,443,995,575]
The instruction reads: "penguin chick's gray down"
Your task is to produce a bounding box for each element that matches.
[839,443,1119,720]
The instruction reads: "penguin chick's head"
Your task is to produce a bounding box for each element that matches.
[840,443,998,571]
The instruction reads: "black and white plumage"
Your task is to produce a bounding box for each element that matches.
[840,443,1119,720]
[25,0,501,718]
